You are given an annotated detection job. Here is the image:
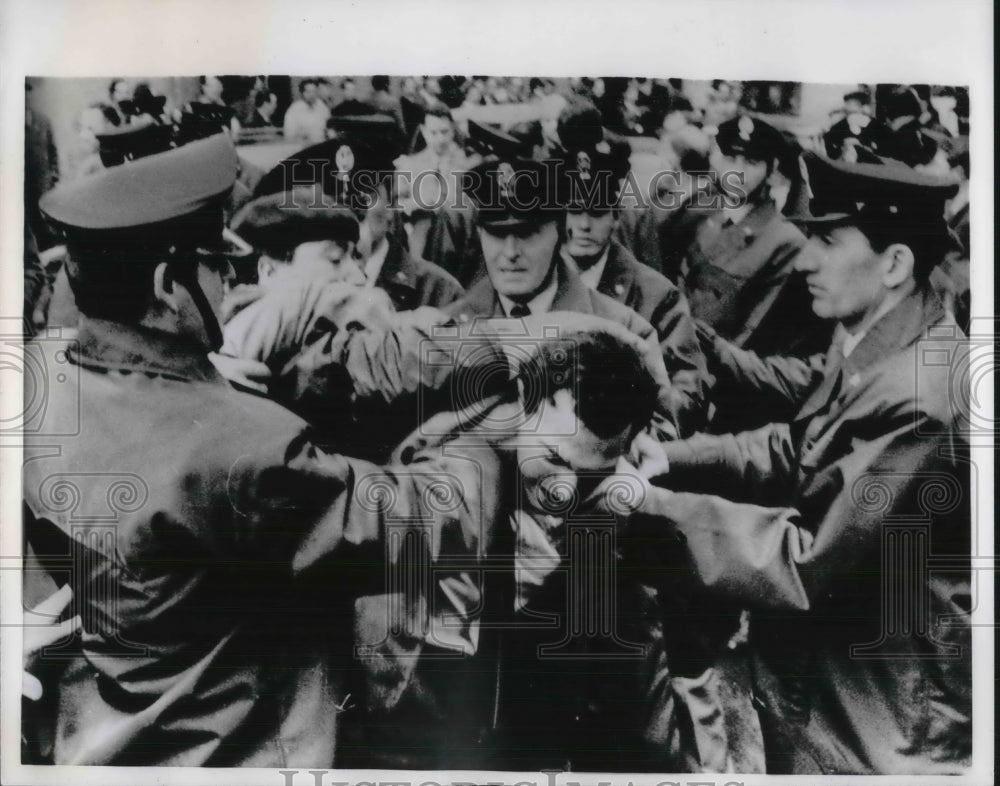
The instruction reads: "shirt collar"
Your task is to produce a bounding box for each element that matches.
[563,244,611,291]
[840,288,913,359]
[497,266,559,316]
[68,316,224,383]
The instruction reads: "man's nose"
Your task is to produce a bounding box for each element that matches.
[502,233,520,258]
[341,256,367,285]
[794,240,821,273]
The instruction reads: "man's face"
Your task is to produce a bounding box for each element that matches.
[302,82,317,105]
[262,240,365,290]
[479,221,560,301]
[710,146,768,200]
[794,225,888,326]
[564,209,616,261]
[341,81,357,101]
[514,388,632,516]
[422,114,455,156]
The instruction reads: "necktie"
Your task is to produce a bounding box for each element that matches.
[509,303,531,318]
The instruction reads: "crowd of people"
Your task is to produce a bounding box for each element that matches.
[20,75,973,775]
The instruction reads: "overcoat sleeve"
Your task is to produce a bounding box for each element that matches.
[638,414,963,612]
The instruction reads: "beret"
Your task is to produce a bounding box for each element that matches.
[39,133,238,247]
[231,184,360,257]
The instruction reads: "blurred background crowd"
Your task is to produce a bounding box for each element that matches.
[24,74,971,333]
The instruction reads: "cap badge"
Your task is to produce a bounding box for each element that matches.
[335,145,355,176]
[497,162,516,198]
[738,115,755,142]
[577,151,592,181]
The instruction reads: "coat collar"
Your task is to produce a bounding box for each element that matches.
[795,287,948,422]
[842,286,947,378]
[69,316,224,383]
[598,238,638,301]
[375,235,420,293]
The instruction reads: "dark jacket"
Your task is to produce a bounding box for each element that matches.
[680,197,831,357]
[643,288,972,774]
[597,239,709,436]
[22,317,491,767]
[374,235,464,311]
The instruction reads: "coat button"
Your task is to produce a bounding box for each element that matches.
[614,283,625,295]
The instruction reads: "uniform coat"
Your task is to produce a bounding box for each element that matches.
[597,238,709,435]
[680,197,831,358]
[22,316,494,767]
[445,252,657,342]
[373,234,464,311]
[642,288,972,774]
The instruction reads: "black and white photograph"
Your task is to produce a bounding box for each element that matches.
[1,2,993,785]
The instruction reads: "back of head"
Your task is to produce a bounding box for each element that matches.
[518,328,658,440]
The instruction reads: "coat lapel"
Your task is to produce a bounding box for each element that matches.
[794,288,948,425]
[551,254,596,314]
[598,239,637,303]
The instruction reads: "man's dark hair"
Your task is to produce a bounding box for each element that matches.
[372,75,390,92]
[299,79,317,94]
[63,243,165,323]
[855,219,953,285]
[518,330,658,440]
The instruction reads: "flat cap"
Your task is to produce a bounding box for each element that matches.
[560,148,625,212]
[467,120,533,161]
[39,133,238,246]
[254,134,394,212]
[791,150,959,230]
[95,121,175,167]
[231,184,360,258]
[461,158,564,230]
[715,115,788,163]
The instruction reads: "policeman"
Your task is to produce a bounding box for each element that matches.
[638,151,971,774]
[445,142,652,332]
[252,114,465,311]
[681,115,831,359]
[558,130,709,436]
[22,133,497,767]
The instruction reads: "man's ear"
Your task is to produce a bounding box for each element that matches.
[880,243,915,289]
[152,262,181,313]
